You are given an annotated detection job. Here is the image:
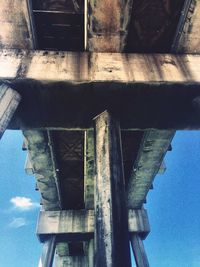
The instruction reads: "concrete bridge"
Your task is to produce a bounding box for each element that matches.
[0,1,199,266]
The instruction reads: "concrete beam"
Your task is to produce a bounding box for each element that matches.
[2,50,200,129]
[47,130,64,209]
[37,209,150,242]
[3,50,200,83]
[174,0,200,53]
[23,130,60,211]
[0,84,21,139]
[88,0,133,52]
[127,130,175,209]
[94,111,131,267]
[84,130,174,209]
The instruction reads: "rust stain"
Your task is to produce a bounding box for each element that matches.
[89,35,121,52]
[88,0,133,51]
[92,0,121,33]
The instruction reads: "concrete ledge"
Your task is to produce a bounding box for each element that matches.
[1,50,200,129]
[37,209,150,242]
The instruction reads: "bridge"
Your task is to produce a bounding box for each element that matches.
[0,1,199,266]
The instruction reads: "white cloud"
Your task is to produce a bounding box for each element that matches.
[8,217,28,228]
[10,196,40,211]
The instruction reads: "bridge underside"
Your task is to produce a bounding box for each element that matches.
[0,0,200,266]
[0,51,200,130]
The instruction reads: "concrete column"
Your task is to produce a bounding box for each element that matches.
[38,235,56,267]
[131,234,150,267]
[88,239,94,267]
[84,130,95,209]
[83,239,94,267]
[0,84,21,138]
[54,254,88,267]
[94,111,131,267]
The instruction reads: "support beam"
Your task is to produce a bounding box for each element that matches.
[38,235,56,267]
[127,130,175,209]
[94,111,131,267]
[87,239,94,267]
[2,50,200,129]
[47,130,64,209]
[23,130,60,211]
[37,209,150,242]
[83,240,94,267]
[4,50,200,84]
[131,234,150,267]
[174,0,199,53]
[84,130,95,209]
[88,0,133,51]
[0,84,21,138]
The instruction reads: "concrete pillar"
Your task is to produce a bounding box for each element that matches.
[84,130,95,209]
[54,254,88,267]
[131,234,150,267]
[94,111,131,267]
[88,239,94,267]
[0,84,21,138]
[38,235,56,267]
[83,239,94,267]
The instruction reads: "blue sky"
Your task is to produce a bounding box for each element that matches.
[0,131,41,267]
[144,131,200,267]
[0,130,200,267]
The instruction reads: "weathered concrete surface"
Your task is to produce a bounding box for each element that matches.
[84,130,95,209]
[23,130,60,211]
[2,50,200,83]
[88,0,133,51]
[37,209,150,241]
[55,243,87,267]
[131,234,150,267]
[83,130,172,210]
[127,130,175,209]
[56,243,70,257]
[2,50,200,129]
[54,254,88,267]
[50,130,85,210]
[85,239,94,267]
[176,0,200,53]
[94,111,131,267]
[0,0,34,49]
[0,84,21,138]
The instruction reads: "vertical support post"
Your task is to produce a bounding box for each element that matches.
[131,234,150,267]
[86,239,94,267]
[84,130,95,209]
[0,84,21,138]
[54,255,88,267]
[83,239,94,267]
[88,239,94,267]
[94,111,131,267]
[38,235,56,267]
